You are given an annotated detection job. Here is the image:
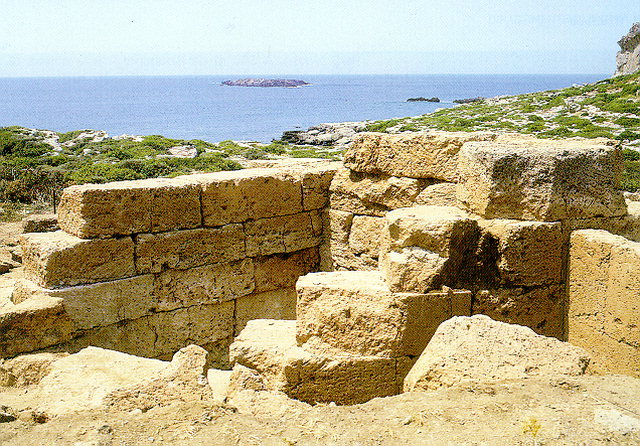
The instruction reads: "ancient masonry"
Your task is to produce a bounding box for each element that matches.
[1,131,639,405]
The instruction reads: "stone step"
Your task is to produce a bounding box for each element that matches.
[229,319,412,405]
[0,294,75,358]
[295,270,471,358]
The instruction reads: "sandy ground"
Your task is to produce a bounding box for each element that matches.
[1,220,639,445]
[1,375,640,446]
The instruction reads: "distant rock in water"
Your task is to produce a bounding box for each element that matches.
[406,97,440,103]
[221,78,310,88]
[453,97,485,104]
[615,23,640,76]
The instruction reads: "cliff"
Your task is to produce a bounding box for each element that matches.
[615,22,640,76]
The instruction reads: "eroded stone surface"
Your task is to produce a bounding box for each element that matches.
[569,229,640,377]
[58,178,202,238]
[135,225,246,274]
[296,271,472,358]
[456,135,627,221]
[404,315,590,392]
[230,319,402,405]
[21,231,135,288]
[344,131,496,181]
[380,206,479,293]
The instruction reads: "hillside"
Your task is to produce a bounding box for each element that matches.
[0,127,336,218]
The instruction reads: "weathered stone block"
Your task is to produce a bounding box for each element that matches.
[190,169,303,227]
[404,315,590,392]
[415,182,458,207]
[20,231,135,288]
[329,245,379,271]
[230,319,402,405]
[0,296,75,358]
[253,247,320,293]
[343,131,497,181]
[380,206,480,292]
[235,288,298,335]
[135,224,246,274]
[21,213,59,233]
[58,178,202,238]
[477,219,563,286]
[296,271,472,358]
[569,229,640,377]
[68,301,235,367]
[348,215,385,257]
[0,352,68,387]
[329,167,428,215]
[300,162,341,210]
[48,275,156,330]
[456,134,627,221]
[244,211,322,257]
[474,285,565,339]
[153,259,255,310]
[328,209,353,245]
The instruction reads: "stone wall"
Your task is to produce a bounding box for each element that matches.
[4,163,339,367]
[2,130,639,382]
[569,230,640,376]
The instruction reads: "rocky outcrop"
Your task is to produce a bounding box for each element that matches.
[281,122,370,148]
[615,23,640,76]
[221,78,309,88]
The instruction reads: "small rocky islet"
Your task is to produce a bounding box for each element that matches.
[221,78,310,88]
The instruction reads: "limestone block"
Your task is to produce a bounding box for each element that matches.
[58,177,201,238]
[20,231,135,288]
[404,315,590,392]
[135,224,246,274]
[244,211,322,257]
[153,259,255,310]
[569,229,640,377]
[474,285,565,339]
[300,162,341,210]
[189,168,303,227]
[329,167,428,216]
[380,206,480,292]
[415,182,458,207]
[566,201,640,242]
[21,213,59,233]
[380,247,448,293]
[235,288,298,335]
[0,352,68,387]
[36,346,168,415]
[328,209,353,245]
[0,296,75,358]
[343,131,497,181]
[348,215,385,257]
[47,275,155,330]
[229,319,401,405]
[456,134,627,221]
[253,247,320,293]
[477,219,563,286]
[330,246,379,271]
[296,271,472,358]
[69,301,235,367]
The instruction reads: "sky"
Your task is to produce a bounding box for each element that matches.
[1,0,639,76]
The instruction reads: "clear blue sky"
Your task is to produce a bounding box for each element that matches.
[1,0,638,76]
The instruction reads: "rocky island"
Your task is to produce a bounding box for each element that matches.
[221,78,310,88]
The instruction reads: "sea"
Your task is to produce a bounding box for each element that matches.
[0,74,607,143]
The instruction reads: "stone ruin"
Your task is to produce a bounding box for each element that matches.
[1,131,639,406]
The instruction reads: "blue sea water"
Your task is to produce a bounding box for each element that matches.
[0,74,607,143]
